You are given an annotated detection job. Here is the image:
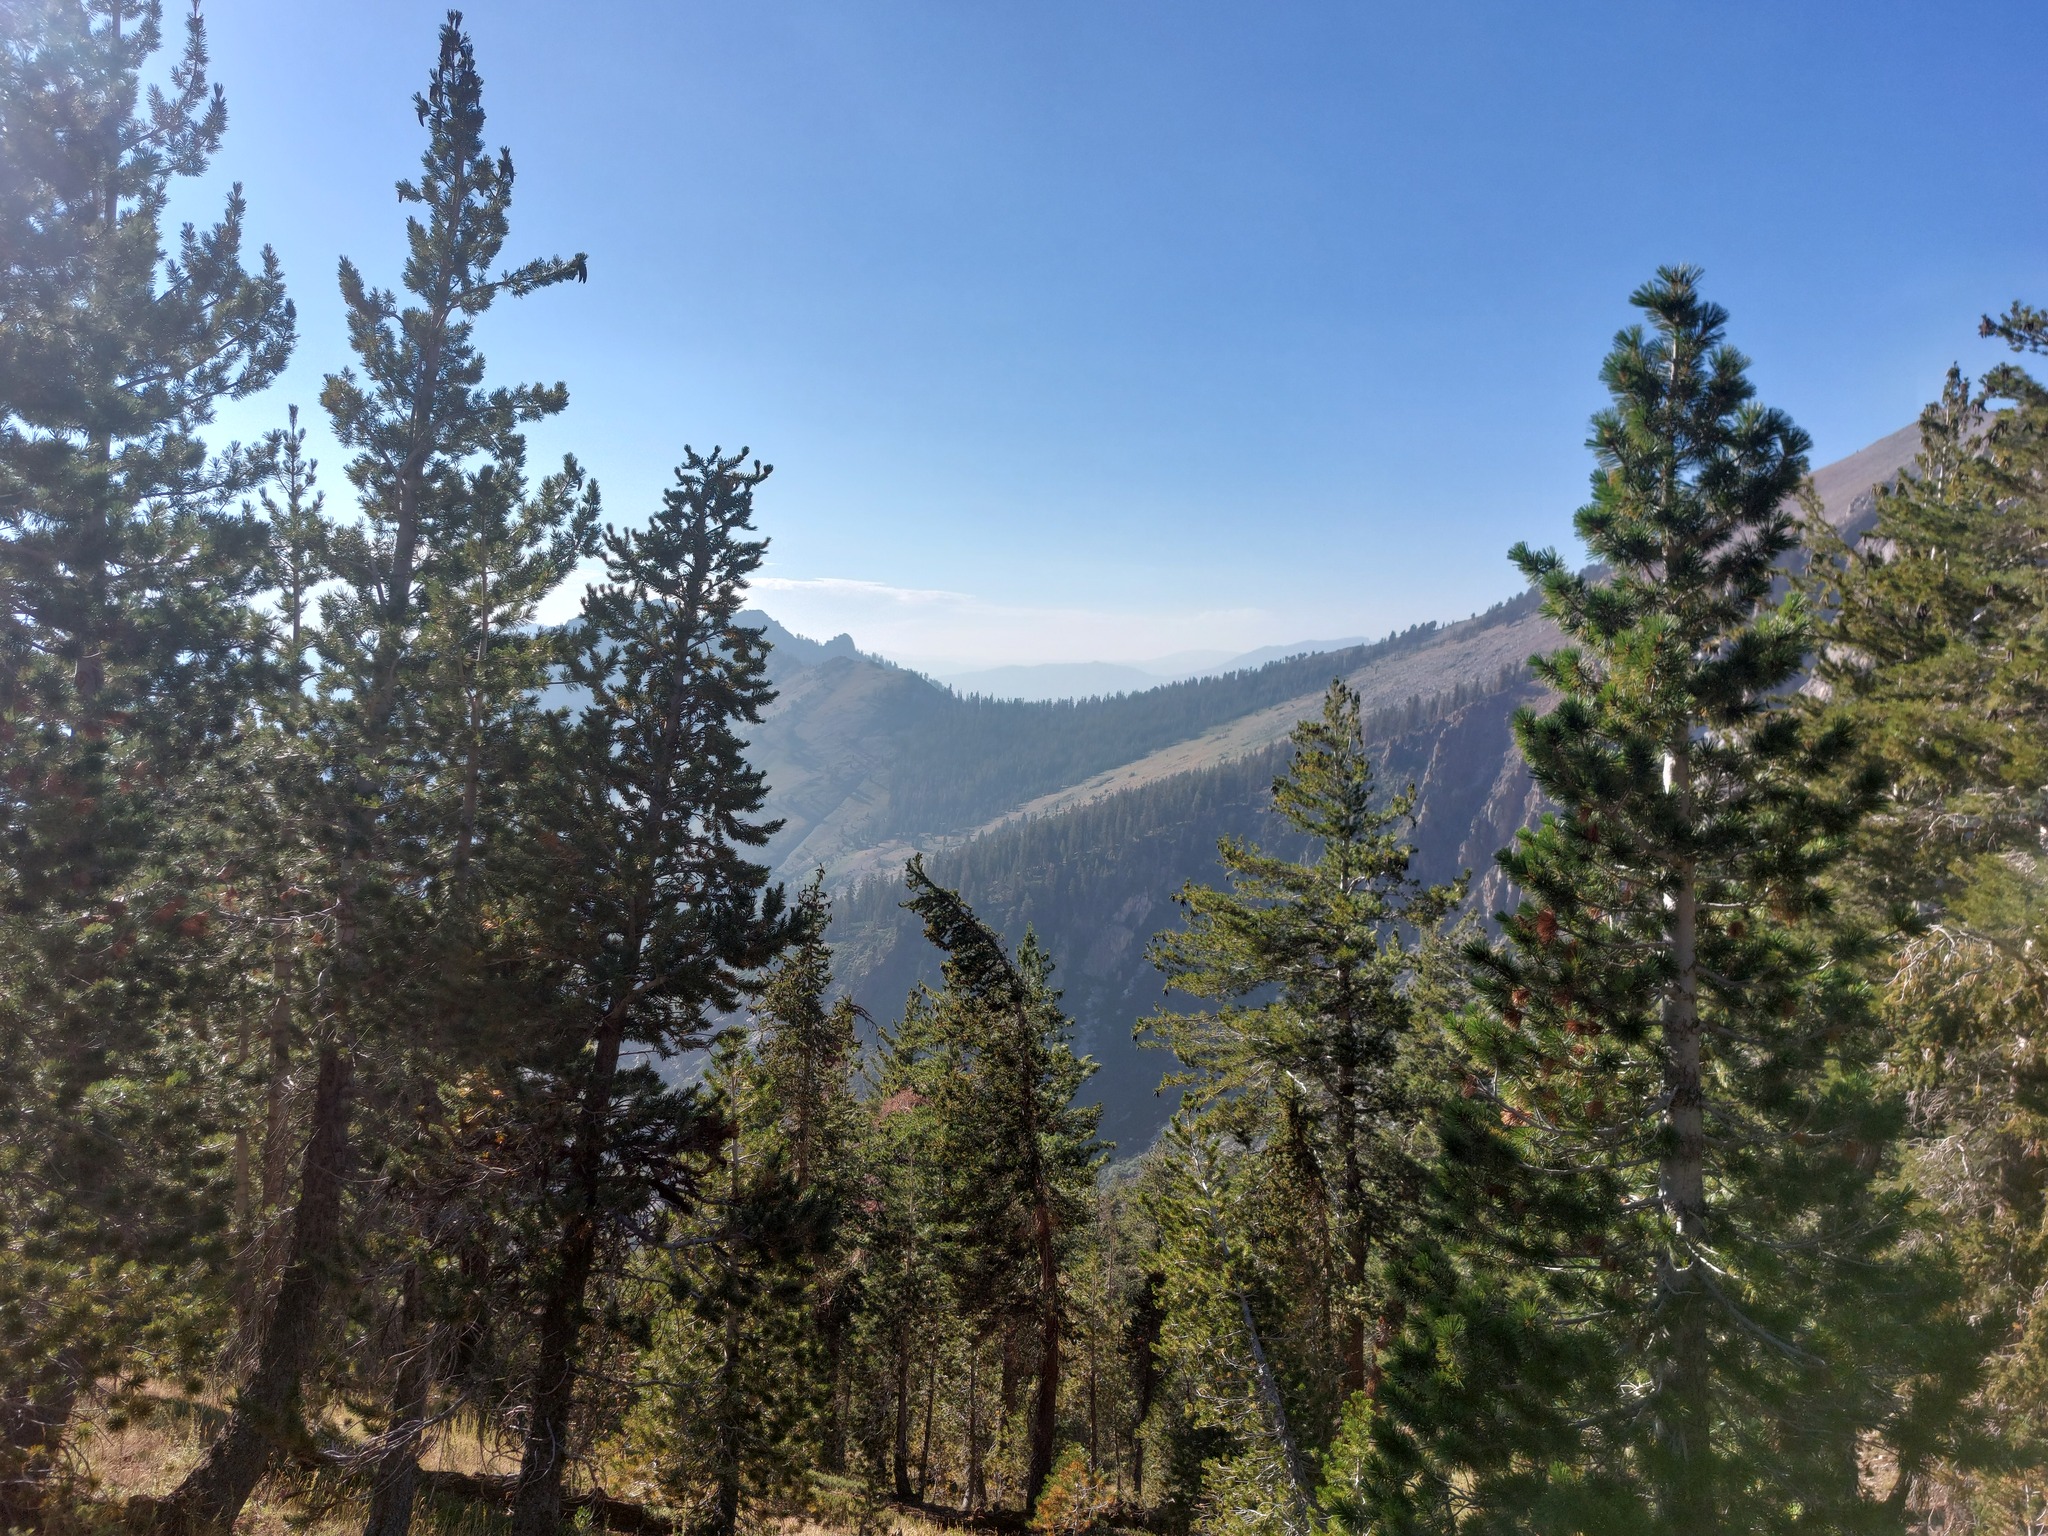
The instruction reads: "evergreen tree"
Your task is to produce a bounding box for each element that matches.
[1358,267,1974,1534]
[504,446,790,1536]
[745,876,868,1486]
[1811,346,2048,1522]
[1145,1123,1320,1536]
[634,881,866,1531]
[901,859,1107,1511]
[155,16,587,1530]
[0,0,292,1514]
[861,983,967,1505]
[1147,678,1461,1429]
[348,448,595,1536]
[752,877,864,1194]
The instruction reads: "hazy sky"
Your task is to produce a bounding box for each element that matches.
[189,1,2048,670]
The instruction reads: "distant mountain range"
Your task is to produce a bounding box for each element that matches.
[932,637,1370,702]
[740,422,1924,1155]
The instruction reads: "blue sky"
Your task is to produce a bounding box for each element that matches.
[191,0,2048,670]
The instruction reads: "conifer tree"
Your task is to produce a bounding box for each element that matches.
[0,0,292,1512]
[753,877,864,1194]
[901,860,1107,1510]
[856,983,953,1504]
[1145,1124,1319,1536]
[1811,346,2048,1521]
[1360,267,1973,1534]
[504,447,790,1536]
[350,451,594,1536]
[155,16,587,1530]
[1148,678,1460,1420]
[746,876,869,1484]
[636,883,866,1532]
[239,411,321,1214]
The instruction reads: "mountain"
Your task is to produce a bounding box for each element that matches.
[736,607,862,677]
[743,426,1926,1154]
[747,603,1542,887]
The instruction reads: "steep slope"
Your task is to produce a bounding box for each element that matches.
[828,671,1544,1151]
[748,595,1548,883]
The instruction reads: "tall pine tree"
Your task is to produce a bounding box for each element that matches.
[902,860,1106,1511]
[504,447,790,1536]
[1356,267,1974,1534]
[1148,678,1461,1425]
[1811,342,2048,1522]
[154,16,586,1530]
[0,0,291,1515]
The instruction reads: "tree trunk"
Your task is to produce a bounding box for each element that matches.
[892,1335,915,1502]
[1087,1351,1098,1472]
[0,1347,82,1529]
[915,1354,938,1499]
[711,1304,741,1536]
[507,1010,626,1536]
[1336,1044,1368,1397]
[1026,1199,1061,1511]
[235,932,298,1354]
[1238,1290,1316,1535]
[709,1132,742,1536]
[1656,735,1711,1532]
[822,1312,848,1475]
[964,1350,985,1514]
[1000,1328,1019,1420]
[507,1216,598,1536]
[260,937,295,1211]
[154,1045,352,1534]
[361,1266,432,1536]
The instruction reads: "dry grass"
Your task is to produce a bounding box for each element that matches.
[54,1393,1034,1536]
[58,1389,359,1536]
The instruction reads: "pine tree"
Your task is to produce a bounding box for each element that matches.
[220,408,326,1290]
[634,883,866,1531]
[902,860,1107,1511]
[1359,266,1975,1534]
[1811,346,2048,1521]
[752,877,864,1193]
[504,446,791,1536]
[849,982,953,1506]
[745,876,868,1484]
[1144,1124,1319,1536]
[1147,678,1461,1427]
[0,0,292,1514]
[350,451,595,1536]
[154,16,587,1530]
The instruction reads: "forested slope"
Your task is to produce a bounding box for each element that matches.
[750,593,1549,882]
[12,10,2036,1531]
[827,668,1542,1150]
